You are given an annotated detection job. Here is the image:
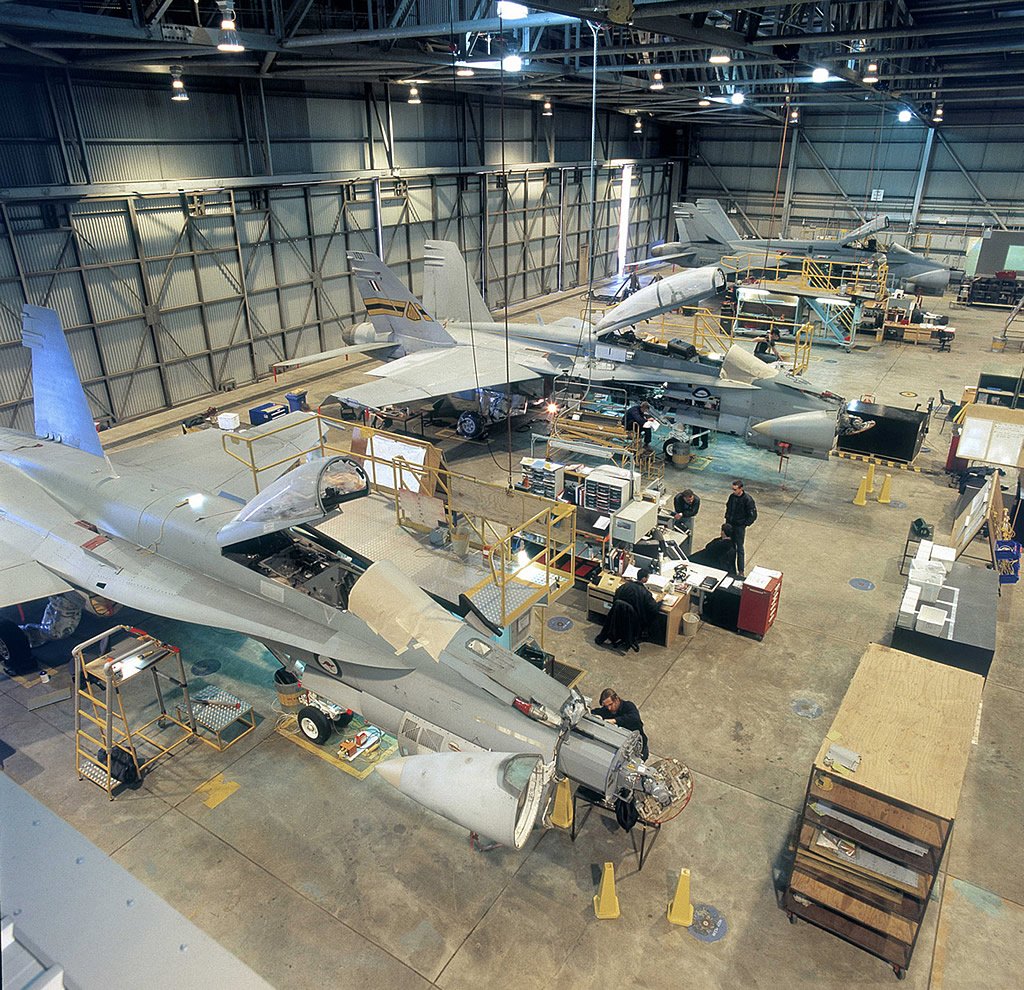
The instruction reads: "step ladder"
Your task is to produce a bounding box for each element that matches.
[74,626,197,799]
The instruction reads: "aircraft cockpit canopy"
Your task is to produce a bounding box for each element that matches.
[216,455,368,546]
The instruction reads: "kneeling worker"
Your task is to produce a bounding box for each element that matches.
[689,523,738,575]
[591,689,649,760]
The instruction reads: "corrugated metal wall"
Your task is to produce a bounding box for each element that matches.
[685,108,1024,265]
[0,68,674,431]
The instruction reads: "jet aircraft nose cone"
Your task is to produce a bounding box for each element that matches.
[375,757,406,788]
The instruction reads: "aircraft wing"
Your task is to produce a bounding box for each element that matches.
[584,363,759,390]
[109,412,324,503]
[328,345,543,408]
[0,504,75,606]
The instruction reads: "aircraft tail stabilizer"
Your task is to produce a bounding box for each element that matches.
[21,304,105,458]
[424,240,492,324]
[694,200,743,244]
[347,251,457,353]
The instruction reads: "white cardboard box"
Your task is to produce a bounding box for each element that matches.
[916,603,948,636]
[930,544,956,574]
[217,412,241,430]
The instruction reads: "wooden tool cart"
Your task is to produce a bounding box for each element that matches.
[783,644,983,980]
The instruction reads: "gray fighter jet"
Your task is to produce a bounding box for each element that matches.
[0,305,689,845]
[649,199,950,295]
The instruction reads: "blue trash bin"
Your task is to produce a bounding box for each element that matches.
[285,391,308,412]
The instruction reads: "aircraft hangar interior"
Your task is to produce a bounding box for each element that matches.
[2,2,1024,988]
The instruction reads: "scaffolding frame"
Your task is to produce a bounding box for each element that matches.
[220,414,576,630]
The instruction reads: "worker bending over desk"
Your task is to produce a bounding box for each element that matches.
[595,569,659,653]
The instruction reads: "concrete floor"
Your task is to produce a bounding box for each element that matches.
[2,294,1023,989]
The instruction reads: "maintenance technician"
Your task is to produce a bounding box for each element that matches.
[591,689,649,760]
[624,400,653,449]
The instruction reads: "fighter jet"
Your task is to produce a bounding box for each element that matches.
[648,199,950,295]
[0,305,690,845]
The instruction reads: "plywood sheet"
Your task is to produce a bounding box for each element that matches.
[814,645,983,820]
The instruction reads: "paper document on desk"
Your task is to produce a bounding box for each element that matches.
[593,515,610,531]
[623,565,639,580]
[744,566,782,589]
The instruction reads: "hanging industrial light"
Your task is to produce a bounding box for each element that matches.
[709,48,731,65]
[862,61,879,84]
[650,71,664,92]
[408,86,422,105]
[634,116,643,132]
[811,67,829,83]
[730,91,745,105]
[216,3,245,53]
[456,65,475,77]
[496,1,529,19]
[932,103,944,122]
[898,108,912,123]
[170,65,189,102]
[789,107,799,121]
[698,96,711,107]
[502,49,523,73]
[542,100,553,117]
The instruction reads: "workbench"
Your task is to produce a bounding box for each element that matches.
[586,560,728,648]
[587,572,688,648]
[783,644,983,980]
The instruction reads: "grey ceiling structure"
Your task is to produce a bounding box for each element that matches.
[0,2,1021,126]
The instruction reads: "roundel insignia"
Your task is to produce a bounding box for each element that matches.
[318,656,340,675]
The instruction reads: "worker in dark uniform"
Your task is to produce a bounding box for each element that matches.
[725,479,758,578]
[591,689,648,760]
[689,523,737,574]
[624,400,653,449]
[672,488,700,541]
[595,568,659,652]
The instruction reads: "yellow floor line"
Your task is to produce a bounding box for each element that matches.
[195,772,240,809]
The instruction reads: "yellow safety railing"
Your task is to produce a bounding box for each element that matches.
[222,413,576,627]
[721,251,888,301]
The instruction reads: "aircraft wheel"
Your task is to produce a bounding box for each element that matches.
[0,619,32,677]
[457,411,486,439]
[663,438,680,459]
[333,711,355,730]
[297,705,331,745]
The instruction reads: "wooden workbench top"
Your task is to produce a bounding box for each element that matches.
[814,644,983,820]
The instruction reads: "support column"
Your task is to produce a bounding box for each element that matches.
[908,127,935,234]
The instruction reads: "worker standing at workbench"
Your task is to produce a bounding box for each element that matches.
[725,479,758,578]
[672,488,700,541]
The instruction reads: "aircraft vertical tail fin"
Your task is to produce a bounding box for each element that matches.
[21,305,105,457]
[673,202,713,246]
[694,200,742,244]
[347,251,457,353]
[423,240,492,324]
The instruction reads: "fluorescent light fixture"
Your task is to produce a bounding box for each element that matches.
[709,48,731,65]
[811,67,830,83]
[502,52,523,73]
[730,91,745,105]
[815,297,852,306]
[170,66,188,102]
[408,86,421,105]
[617,163,633,276]
[455,64,475,77]
[542,100,552,116]
[496,1,529,19]
[634,117,643,132]
[217,4,244,52]
[898,108,912,123]
[698,97,711,107]
[650,70,664,91]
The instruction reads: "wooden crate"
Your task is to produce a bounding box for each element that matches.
[784,645,983,979]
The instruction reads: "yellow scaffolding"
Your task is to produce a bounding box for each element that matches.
[220,414,576,630]
[721,250,888,302]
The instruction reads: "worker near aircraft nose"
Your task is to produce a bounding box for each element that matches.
[624,400,653,449]
[754,327,781,364]
[591,689,648,760]
[725,479,758,578]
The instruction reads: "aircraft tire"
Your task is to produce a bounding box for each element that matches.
[0,619,32,677]
[297,705,331,745]
[457,411,485,440]
[663,438,680,459]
